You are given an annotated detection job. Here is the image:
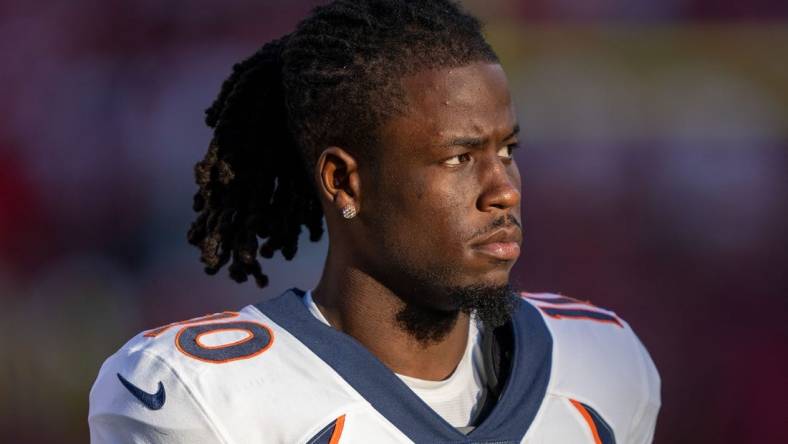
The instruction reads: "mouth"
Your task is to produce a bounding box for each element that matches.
[472,242,520,261]
[470,227,522,261]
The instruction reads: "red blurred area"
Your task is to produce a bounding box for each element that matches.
[0,1,785,443]
[0,143,51,274]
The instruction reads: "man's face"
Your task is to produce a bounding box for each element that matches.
[358,62,522,310]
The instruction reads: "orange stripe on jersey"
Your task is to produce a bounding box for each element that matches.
[570,399,602,444]
[329,414,345,444]
[537,306,624,328]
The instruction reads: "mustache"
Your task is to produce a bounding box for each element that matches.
[469,214,521,240]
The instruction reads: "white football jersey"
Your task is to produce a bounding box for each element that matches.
[89,288,660,443]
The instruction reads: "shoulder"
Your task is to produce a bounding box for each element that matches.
[516,291,661,441]
[89,300,372,443]
[516,291,660,401]
[90,308,275,393]
[88,308,272,442]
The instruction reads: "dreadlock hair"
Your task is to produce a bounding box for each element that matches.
[188,0,499,288]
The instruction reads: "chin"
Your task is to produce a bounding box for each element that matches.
[454,267,513,290]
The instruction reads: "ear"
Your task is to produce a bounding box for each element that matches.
[315,147,362,218]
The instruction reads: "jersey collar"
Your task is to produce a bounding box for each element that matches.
[254,288,553,443]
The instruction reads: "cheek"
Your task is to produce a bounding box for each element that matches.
[372,173,470,259]
[408,178,474,253]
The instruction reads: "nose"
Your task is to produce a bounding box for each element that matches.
[476,157,521,212]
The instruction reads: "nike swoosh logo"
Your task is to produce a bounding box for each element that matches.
[117,373,166,410]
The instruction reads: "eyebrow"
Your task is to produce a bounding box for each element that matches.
[441,124,520,148]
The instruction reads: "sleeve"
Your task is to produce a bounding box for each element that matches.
[628,402,660,444]
[626,333,662,444]
[88,347,226,444]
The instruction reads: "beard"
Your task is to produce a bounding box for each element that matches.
[395,282,517,345]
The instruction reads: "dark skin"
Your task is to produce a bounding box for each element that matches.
[312,62,522,381]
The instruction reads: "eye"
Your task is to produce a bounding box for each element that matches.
[498,143,519,160]
[444,152,472,166]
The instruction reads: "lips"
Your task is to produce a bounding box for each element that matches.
[470,227,522,261]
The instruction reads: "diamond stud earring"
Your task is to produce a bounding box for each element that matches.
[341,204,357,219]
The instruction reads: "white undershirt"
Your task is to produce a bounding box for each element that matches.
[303,290,488,429]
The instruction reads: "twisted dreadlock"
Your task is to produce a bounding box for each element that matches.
[188,0,498,287]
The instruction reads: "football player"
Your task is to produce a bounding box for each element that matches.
[89,1,660,442]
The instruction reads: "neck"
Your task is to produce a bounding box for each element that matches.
[312,250,469,381]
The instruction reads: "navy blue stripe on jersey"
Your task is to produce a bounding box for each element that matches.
[306,416,341,444]
[584,402,616,444]
[255,288,553,443]
[578,401,616,444]
[538,306,623,327]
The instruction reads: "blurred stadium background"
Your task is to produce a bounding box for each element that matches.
[1,1,786,442]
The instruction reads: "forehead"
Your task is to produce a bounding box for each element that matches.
[389,63,516,144]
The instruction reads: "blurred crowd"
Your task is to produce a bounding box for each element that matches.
[1,1,786,443]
